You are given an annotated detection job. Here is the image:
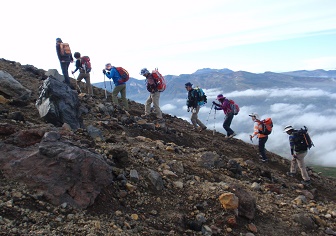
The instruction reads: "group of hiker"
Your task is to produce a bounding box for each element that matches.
[56,37,313,186]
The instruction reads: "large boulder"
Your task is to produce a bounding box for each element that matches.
[0,70,31,100]
[45,69,64,82]
[0,131,113,209]
[35,76,82,129]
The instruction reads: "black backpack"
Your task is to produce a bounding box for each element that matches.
[293,126,314,152]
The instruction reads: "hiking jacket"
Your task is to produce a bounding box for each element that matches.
[73,59,86,74]
[56,44,73,63]
[214,98,232,115]
[187,89,199,108]
[145,73,158,93]
[289,130,308,154]
[252,121,267,138]
[105,67,126,86]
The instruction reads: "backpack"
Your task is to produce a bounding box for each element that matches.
[194,87,207,105]
[293,126,314,152]
[229,99,239,115]
[60,43,72,56]
[259,118,273,135]
[115,67,130,83]
[81,56,91,73]
[152,69,166,92]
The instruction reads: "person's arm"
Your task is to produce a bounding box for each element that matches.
[72,59,81,74]
[56,44,62,61]
[191,90,198,108]
[251,122,260,138]
[289,135,295,155]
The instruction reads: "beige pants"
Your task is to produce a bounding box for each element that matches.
[145,91,162,119]
[290,151,310,181]
[112,83,128,110]
[191,105,206,129]
[76,72,93,95]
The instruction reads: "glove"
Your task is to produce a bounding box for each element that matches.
[249,135,253,140]
[187,107,190,112]
[292,154,297,159]
[192,108,197,114]
[102,69,106,75]
[71,71,74,74]
[212,101,217,105]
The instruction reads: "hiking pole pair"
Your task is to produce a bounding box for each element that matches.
[213,109,216,136]
[205,104,214,126]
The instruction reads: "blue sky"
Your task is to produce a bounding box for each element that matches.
[1,0,336,82]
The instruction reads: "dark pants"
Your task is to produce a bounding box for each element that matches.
[223,113,234,136]
[60,62,71,85]
[259,136,268,160]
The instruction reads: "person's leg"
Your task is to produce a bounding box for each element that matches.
[83,73,93,95]
[61,62,71,85]
[119,84,128,110]
[112,85,123,106]
[152,92,162,119]
[195,105,206,129]
[144,94,152,115]
[76,73,85,93]
[191,110,198,128]
[296,151,310,181]
[259,136,268,160]
[290,157,298,174]
[223,113,234,136]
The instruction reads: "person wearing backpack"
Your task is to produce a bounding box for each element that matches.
[103,63,129,110]
[212,94,236,138]
[56,38,73,86]
[140,68,163,120]
[284,125,311,186]
[185,82,207,132]
[249,113,269,163]
[71,52,93,95]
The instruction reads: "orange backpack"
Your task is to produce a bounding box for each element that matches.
[152,69,166,92]
[259,118,273,135]
[60,43,72,56]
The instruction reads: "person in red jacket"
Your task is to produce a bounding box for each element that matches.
[249,113,269,162]
[212,94,236,138]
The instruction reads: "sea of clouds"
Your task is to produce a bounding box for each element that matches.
[159,87,336,167]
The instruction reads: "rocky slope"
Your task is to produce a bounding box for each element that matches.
[0,58,336,236]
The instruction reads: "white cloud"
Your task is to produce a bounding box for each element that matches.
[161,104,177,111]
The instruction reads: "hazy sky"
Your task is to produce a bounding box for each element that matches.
[1,0,336,82]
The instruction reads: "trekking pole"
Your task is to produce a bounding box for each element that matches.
[213,109,216,136]
[104,74,107,99]
[205,104,214,126]
[250,135,253,143]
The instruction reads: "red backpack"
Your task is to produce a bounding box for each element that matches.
[259,118,273,135]
[152,69,166,92]
[81,56,91,73]
[229,99,239,115]
[115,67,130,83]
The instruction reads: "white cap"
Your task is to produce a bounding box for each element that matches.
[283,125,294,132]
[248,113,260,120]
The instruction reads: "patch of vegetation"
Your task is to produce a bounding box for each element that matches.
[311,165,336,178]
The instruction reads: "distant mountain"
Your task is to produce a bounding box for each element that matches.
[92,68,336,101]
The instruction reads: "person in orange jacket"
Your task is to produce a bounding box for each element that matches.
[249,113,269,162]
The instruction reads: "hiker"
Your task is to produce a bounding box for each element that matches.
[212,94,236,138]
[103,63,129,110]
[140,68,163,119]
[71,52,93,95]
[185,82,207,131]
[284,125,311,185]
[249,113,269,162]
[55,38,73,86]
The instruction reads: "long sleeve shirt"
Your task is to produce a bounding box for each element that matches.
[105,67,125,86]
[187,89,199,108]
[145,73,157,93]
[251,121,267,138]
[214,98,232,115]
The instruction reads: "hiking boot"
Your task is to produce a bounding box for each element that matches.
[199,126,207,132]
[261,159,268,163]
[301,180,311,186]
[227,133,237,138]
[286,172,295,177]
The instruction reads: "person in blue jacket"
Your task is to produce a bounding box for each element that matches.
[103,63,129,110]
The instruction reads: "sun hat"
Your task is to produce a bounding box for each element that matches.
[249,113,260,120]
[283,125,294,132]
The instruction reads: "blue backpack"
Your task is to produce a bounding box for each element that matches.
[195,87,207,105]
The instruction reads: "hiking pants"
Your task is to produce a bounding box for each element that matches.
[60,62,71,85]
[145,91,162,119]
[259,136,268,160]
[76,72,93,95]
[223,112,234,136]
[290,151,310,181]
[190,105,206,129]
[112,84,128,110]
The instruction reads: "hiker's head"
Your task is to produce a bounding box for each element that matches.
[284,125,294,134]
[140,68,150,76]
[216,94,225,101]
[185,82,193,91]
[105,63,112,71]
[56,38,62,43]
[74,52,81,59]
[249,113,260,121]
